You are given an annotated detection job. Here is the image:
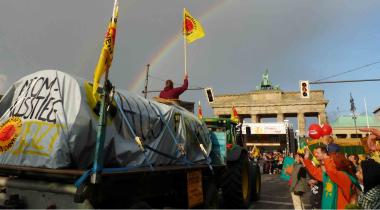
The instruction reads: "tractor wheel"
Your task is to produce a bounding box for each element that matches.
[250,162,261,201]
[221,153,251,208]
[203,180,221,209]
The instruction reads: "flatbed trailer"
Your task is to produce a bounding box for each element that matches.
[0,163,226,209]
[0,118,261,209]
[0,70,261,209]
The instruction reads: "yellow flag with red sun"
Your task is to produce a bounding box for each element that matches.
[183,8,205,43]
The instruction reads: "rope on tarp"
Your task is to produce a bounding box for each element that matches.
[115,93,194,166]
[74,94,211,188]
[74,93,154,189]
[143,144,178,160]
[115,93,154,170]
[187,121,214,174]
[149,101,195,166]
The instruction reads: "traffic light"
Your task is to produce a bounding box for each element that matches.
[204,87,215,103]
[299,80,310,98]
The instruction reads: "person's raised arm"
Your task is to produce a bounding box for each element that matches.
[359,128,380,152]
[302,150,323,182]
[184,72,188,80]
[173,72,188,95]
[324,157,352,200]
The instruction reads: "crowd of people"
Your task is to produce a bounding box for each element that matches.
[261,152,284,175]
[249,148,285,175]
[285,128,380,209]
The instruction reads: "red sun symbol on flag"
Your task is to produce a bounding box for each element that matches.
[0,125,16,142]
[0,117,22,153]
[185,17,194,34]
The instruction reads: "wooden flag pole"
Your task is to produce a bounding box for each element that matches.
[112,0,118,23]
[91,0,118,184]
[183,8,187,75]
[364,97,370,135]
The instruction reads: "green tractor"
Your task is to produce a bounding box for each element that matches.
[204,118,261,208]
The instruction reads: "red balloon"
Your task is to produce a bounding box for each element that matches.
[321,124,333,136]
[308,124,322,139]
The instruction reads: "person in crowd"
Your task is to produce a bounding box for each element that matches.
[308,178,323,209]
[308,149,323,209]
[289,153,308,195]
[159,73,188,99]
[301,146,359,209]
[355,159,380,209]
[268,153,275,174]
[273,152,280,174]
[276,154,284,174]
[359,128,380,164]
[322,135,340,153]
[348,154,359,173]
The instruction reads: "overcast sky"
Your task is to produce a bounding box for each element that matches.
[0,0,379,121]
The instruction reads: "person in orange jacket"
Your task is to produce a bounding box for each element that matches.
[300,146,359,209]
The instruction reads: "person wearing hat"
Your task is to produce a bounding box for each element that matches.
[355,159,380,209]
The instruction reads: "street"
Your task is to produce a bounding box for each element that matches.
[250,174,311,209]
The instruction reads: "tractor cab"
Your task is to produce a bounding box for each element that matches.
[203,118,247,164]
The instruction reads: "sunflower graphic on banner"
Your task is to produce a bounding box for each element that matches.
[0,117,22,153]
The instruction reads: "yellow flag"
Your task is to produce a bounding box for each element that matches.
[92,2,119,96]
[197,101,203,119]
[231,105,239,123]
[183,8,205,43]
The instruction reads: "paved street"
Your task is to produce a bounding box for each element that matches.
[250,174,311,209]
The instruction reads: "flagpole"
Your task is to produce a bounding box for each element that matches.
[183,8,187,75]
[184,34,187,75]
[91,0,118,184]
[364,97,370,133]
[112,0,118,22]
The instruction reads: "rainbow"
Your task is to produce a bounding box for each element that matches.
[128,1,230,92]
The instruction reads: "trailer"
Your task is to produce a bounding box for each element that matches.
[0,119,260,209]
[0,70,260,208]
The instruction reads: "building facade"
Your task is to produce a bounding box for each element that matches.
[374,107,380,118]
[331,115,380,139]
[210,71,329,136]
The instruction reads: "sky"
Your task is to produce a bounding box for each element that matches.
[0,0,379,123]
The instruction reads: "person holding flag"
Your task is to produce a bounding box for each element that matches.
[159,73,188,99]
[159,8,204,100]
[301,146,359,209]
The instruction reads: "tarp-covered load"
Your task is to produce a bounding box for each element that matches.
[0,70,211,169]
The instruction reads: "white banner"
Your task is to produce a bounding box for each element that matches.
[0,70,211,169]
[242,123,287,135]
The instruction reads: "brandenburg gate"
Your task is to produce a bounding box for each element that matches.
[210,71,328,136]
